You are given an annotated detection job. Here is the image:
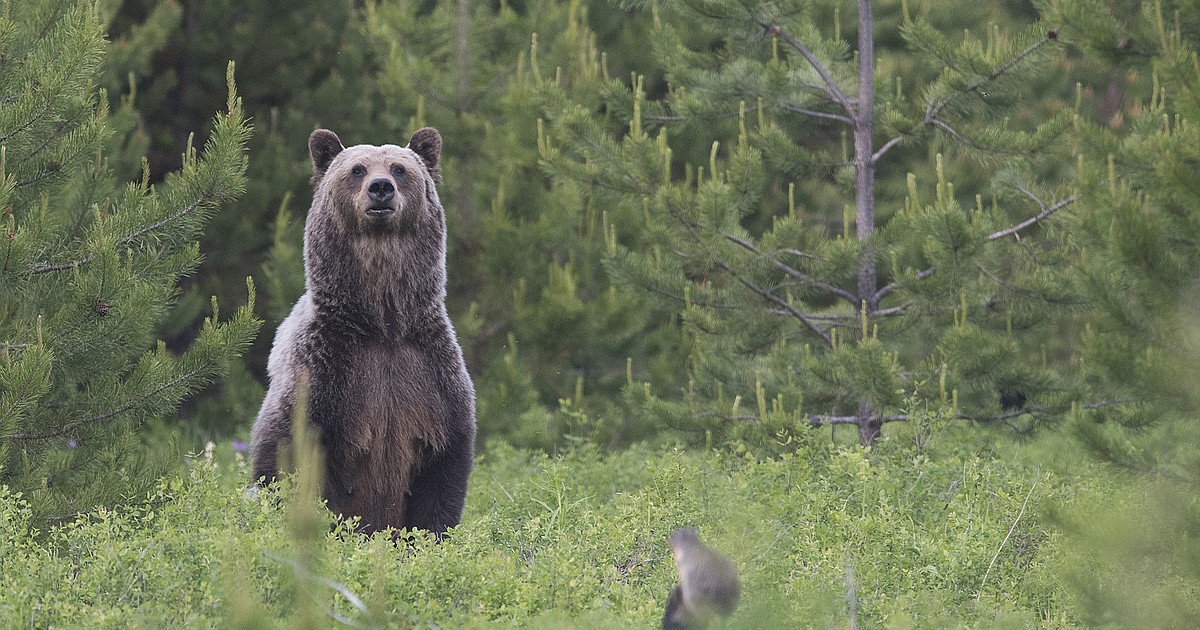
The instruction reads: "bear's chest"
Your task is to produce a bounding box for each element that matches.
[343,342,449,450]
[312,340,451,529]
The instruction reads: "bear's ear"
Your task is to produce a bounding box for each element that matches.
[309,129,345,182]
[407,127,442,185]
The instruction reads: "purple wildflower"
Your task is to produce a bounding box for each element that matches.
[67,439,77,448]
[231,439,249,453]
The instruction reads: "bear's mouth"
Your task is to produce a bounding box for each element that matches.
[365,207,395,218]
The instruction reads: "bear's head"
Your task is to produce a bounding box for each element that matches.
[302,128,448,320]
[307,127,442,235]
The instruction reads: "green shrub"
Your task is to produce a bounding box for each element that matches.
[0,438,1085,628]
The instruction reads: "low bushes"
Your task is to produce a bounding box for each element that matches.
[0,434,1086,628]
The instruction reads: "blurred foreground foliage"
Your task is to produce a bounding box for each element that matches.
[0,430,1092,628]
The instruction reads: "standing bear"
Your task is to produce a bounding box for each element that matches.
[251,127,476,537]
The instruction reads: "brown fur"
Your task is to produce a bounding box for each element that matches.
[250,128,476,538]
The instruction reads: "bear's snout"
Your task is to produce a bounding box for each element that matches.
[366,178,396,215]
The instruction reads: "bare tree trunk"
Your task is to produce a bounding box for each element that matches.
[854,0,876,311]
[856,400,881,445]
[854,0,878,445]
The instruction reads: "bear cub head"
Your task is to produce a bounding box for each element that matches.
[308,127,442,235]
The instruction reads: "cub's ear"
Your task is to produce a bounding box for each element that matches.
[407,127,442,185]
[309,129,344,183]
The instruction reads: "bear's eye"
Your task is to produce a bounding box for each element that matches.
[351,165,367,178]
[391,164,407,178]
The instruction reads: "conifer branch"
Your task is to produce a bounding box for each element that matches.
[779,248,824,260]
[684,411,762,423]
[781,104,854,126]
[955,407,1040,423]
[645,109,741,124]
[975,263,1026,294]
[956,399,1130,427]
[116,196,208,248]
[873,266,936,303]
[806,413,908,426]
[0,96,55,145]
[774,305,907,320]
[35,0,71,43]
[975,263,1084,306]
[17,118,93,188]
[928,118,974,146]
[25,186,215,274]
[987,191,1076,241]
[872,135,905,163]
[929,118,1025,155]
[925,34,1056,123]
[4,367,205,442]
[714,259,833,346]
[561,124,651,194]
[756,18,855,118]
[724,234,858,304]
[1082,399,1132,411]
[650,102,852,126]
[872,191,1074,302]
[798,83,858,105]
[643,284,742,310]
[24,118,74,167]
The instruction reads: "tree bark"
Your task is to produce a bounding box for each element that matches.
[854,0,878,445]
[856,400,882,445]
[854,0,876,312]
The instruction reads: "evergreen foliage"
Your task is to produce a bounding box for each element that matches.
[541,0,1080,447]
[0,1,257,524]
[1045,0,1200,471]
[1038,0,1200,622]
[363,0,684,449]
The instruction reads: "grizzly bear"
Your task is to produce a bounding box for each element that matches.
[250,127,476,537]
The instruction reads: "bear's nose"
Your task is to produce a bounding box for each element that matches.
[367,178,395,204]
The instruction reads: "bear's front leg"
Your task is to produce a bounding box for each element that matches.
[403,432,474,538]
[249,388,296,485]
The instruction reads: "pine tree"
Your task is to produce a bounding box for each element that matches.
[1043,0,1200,474]
[541,0,1079,446]
[362,0,682,448]
[0,1,257,523]
[1040,1,1200,620]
